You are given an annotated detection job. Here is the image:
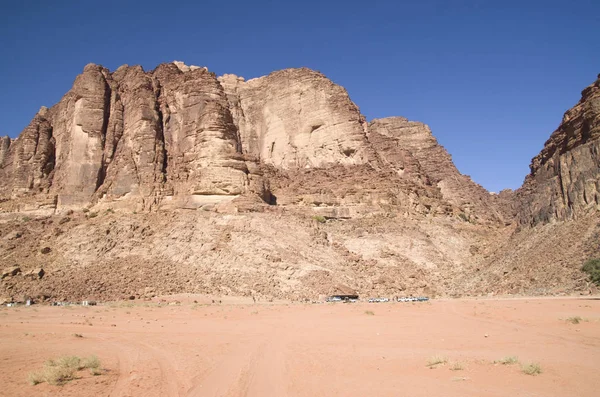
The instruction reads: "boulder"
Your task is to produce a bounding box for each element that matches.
[24,268,45,280]
[3,231,22,240]
[1,266,21,279]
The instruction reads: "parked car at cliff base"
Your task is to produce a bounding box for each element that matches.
[368,298,390,303]
[397,296,429,302]
[326,295,359,302]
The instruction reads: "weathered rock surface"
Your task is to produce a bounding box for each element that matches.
[219,69,375,169]
[0,63,599,302]
[1,62,273,211]
[0,108,55,196]
[368,117,508,223]
[0,136,11,165]
[517,75,600,225]
[1,62,500,220]
[1,266,21,279]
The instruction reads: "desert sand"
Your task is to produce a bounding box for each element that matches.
[1,297,599,397]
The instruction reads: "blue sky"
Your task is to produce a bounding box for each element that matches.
[1,0,598,192]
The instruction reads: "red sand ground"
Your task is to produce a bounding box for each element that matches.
[0,297,599,397]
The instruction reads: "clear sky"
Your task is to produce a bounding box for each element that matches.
[1,0,598,192]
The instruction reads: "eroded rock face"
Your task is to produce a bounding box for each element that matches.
[0,108,55,197]
[368,117,507,222]
[219,69,375,169]
[1,62,271,211]
[517,75,600,225]
[2,61,596,229]
[50,64,111,207]
[0,136,11,165]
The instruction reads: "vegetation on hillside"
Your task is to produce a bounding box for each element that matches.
[582,258,600,285]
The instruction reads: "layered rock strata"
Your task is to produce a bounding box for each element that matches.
[1,62,495,219]
[517,75,600,225]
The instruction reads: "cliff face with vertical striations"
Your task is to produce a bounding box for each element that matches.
[0,63,598,302]
[0,62,495,219]
[517,75,600,225]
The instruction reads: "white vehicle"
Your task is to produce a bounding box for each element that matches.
[368,298,390,303]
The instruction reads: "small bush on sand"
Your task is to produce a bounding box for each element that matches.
[565,316,586,324]
[426,355,448,367]
[312,215,326,223]
[29,355,102,386]
[494,356,519,365]
[43,366,77,385]
[521,362,542,376]
[27,371,44,385]
[582,258,600,285]
[449,362,464,371]
[364,310,375,315]
[47,356,83,370]
[82,355,100,370]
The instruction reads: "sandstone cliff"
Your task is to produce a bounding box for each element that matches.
[0,62,496,222]
[1,64,599,302]
[517,75,600,225]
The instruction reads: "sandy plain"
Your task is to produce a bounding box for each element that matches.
[0,296,599,397]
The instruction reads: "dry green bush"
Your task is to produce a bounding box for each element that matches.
[449,362,464,371]
[494,356,519,365]
[426,355,448,367]
[521,362,542,376]
[565,316,587,324]
[582,258,600,285]
[28,355,102,386]
[312,215,326,223]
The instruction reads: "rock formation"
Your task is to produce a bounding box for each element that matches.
[517,75,600,225]
[0,62,498,220]
[0,63,599,302]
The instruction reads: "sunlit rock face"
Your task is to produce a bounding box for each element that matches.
[1,61,597,229]
[517,75,600,225]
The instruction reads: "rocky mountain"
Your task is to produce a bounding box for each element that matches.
[517,75,600,225]
[0,63,598,302]
[0,62,498,219]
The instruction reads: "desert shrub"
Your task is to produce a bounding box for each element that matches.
[449,362,464,371]
[29,355,102,386]
[566,316,584,324]
[494,356,519,365]
[27,371,44,385]
[87,212,98,218]
[364,310,375,316]
[426,355,448,367]
[47,356,83,370]
[582,258,600,285]
[82,355,100,370]
[521,362,542,376]
[312,215,326,223]
[43,366,77,385]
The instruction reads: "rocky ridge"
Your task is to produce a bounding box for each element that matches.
[517,75,600,225]
[0,62,497,222]
[0,63,598,302]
